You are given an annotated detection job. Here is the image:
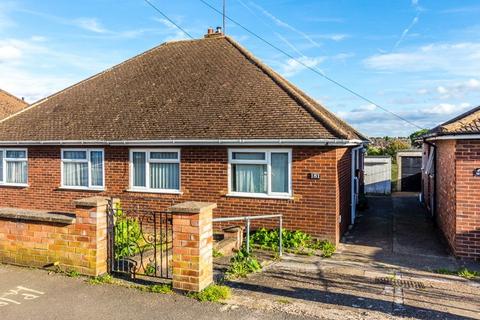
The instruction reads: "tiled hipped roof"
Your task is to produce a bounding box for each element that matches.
[0,36,366,142]
[0,89,27,121]
[428,106,480,136]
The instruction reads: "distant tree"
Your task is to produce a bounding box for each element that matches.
[366,145,384,156]
[384,139,410,158]
[409,129,429,147]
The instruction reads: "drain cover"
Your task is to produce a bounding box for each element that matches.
[376,277,426,289]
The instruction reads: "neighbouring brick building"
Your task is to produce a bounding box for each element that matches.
[0,30,367,245]
[421,106,480,260]
[0,88,27,120]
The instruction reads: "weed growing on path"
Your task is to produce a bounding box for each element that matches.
[88,274,114,285]
[187,285,231,302]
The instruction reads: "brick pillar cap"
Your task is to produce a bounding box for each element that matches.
[74,196,111,208]
[168,201,217,214]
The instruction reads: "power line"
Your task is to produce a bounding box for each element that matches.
[199,0,423,130]
[144,0,194,39]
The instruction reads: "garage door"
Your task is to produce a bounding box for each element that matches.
[401,156,422,192]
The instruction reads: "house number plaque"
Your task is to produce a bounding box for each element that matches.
[309,173,320,179]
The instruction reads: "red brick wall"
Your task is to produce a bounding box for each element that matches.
[337,148,352,235]
[0,145,352,243]
[435,140,457,253]
[454,140,480,259]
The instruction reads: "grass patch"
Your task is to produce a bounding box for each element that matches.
[391,162,398,192]
[250,228,336,257]
[434,268,480,280]
[226,248,262,278]
[213,249,223,258]
[187,284,231,302]
[65,269,81,278]
[147,284,173,294]
[276,298,292,304]
[87,274,115,285]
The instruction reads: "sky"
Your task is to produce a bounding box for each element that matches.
[0,0,479,137]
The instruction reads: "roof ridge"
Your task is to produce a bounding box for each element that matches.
[224,36,365,141]
[0,88,28,105]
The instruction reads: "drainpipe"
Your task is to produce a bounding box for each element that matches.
[423,139,437,220]
[351,145,364,225]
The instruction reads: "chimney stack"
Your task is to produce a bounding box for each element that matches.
[204,27,224,38]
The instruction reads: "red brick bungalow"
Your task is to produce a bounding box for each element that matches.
[0,32,367,244]
[421,106,480,260]
[0,88,28,120]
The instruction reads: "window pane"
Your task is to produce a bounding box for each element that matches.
[271,153,289,193]
[0,151,3,182]
[90,151,104,187]
[150,163,179,190]
[6,161,27,184]
[132,152,146,187]
[232,164,266,193]
[63,151,87,160]
[6,150,26,158]
[232,152,265,160]
[63,162,88,187]
[150,152,178,160]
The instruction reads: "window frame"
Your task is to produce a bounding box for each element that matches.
[227,148,292,199]
[0,148,29,187]
[128,148,181,194]
[60,148,105,191]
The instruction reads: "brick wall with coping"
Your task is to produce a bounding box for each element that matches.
[424,139,480,260]
[435,139,457,253]
[0,196,111,275]
[454,140,480,259]
[0,145,354,243]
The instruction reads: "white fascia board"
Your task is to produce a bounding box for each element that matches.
[0,139,366,147]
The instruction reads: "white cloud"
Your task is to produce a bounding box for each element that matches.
[281,56,325,77]
[364,42,480,77]
[393,15,419,50]
[249,2,321,48]
[153,18,189,42]
[73,18,108,33]
[0,43,22,62]
[416,79,480,99]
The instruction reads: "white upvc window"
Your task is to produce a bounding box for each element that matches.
[61,149,104,190]
[129,149,181,193]
[228,149,292,199]
[0,148,28,187]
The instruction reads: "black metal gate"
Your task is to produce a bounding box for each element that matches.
[107,199,173,281]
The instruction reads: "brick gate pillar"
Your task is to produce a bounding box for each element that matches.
[168,201,216,292]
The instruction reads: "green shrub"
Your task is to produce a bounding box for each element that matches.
[188,285,231,302]
[114,203,142,259]
[226,248,262,278]
[319,240,336,257]
[434,268,479,280]
[250,228,335,257]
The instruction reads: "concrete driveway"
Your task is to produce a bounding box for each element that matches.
[225,194,480,320]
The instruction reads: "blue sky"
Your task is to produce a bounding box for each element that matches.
[1,0,479,137]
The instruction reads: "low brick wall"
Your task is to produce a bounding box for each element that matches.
[0,196,110,276]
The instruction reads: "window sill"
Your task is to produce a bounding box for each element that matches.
[226,193,293,200]
[0,183,29,188]
[58,186,105,192]
[126,189,183,195]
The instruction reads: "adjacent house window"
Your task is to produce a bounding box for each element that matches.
[61,149,104,189]
[0,148,28,186]
[130,149,180,193]
[228,149,292,198]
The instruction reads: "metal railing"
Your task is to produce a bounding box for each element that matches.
[213,214,283,257]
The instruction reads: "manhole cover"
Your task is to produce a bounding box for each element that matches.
[375,277,426,289]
